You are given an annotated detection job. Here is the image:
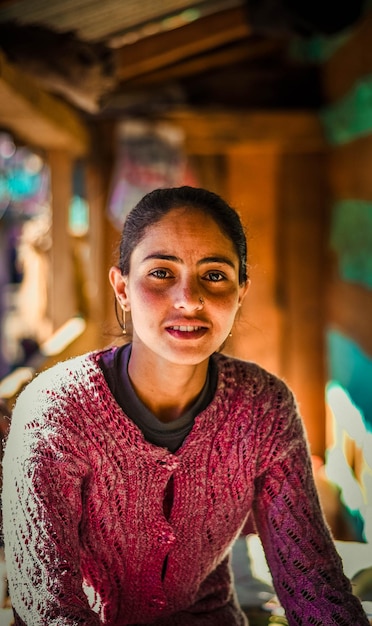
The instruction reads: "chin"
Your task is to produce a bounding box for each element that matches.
[164,344,219,366]
[134,333,223,365]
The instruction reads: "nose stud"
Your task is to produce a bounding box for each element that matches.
[199,297,205,305]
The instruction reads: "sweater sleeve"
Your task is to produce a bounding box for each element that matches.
[2,376,102,626]
[252,381,370,626]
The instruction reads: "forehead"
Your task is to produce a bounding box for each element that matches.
[140,206,233,247]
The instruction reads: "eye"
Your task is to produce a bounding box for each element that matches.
[204,271,226,282]
[149,269,172,279]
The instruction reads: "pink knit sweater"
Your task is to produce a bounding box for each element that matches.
[2,349,369,625]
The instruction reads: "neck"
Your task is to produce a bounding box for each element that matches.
[127,343,210,423]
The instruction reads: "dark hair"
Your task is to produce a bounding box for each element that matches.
[118,186,248,284]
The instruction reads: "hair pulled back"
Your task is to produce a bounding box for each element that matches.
[118,186,248,285]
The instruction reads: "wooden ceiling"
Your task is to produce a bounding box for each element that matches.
[0,0,242,42]
[0,0,365,152]
[0,0,324,116]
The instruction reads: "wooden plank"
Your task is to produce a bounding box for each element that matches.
[322,11,372,103]
[115,6,251,82]
[119,40,262,86]
[85,121,116,330]
[224,146,283,377]
[85,121,122,338]
[181,64,322,110]
[320,74,372,146]
[278,152,328,457]
[189,154,227,197]
[225,144,327,457]
[0,51,89,156]
[328,135,372,199]
[329,199,372,291]
[161,109,325,154]
[47,150,77,331]
[118,38,282,87]
[327,269,372,357]
[85,161,106,326]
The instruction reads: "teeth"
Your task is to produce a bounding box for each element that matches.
[171,325,202,332]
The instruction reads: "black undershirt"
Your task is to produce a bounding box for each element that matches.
[99,344,218,453]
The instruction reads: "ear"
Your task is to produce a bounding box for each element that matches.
[238,279,250,307]
[109,266,131,310]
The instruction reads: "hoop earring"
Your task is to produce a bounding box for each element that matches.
[121,306,127,335]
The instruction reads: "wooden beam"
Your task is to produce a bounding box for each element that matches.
[0,51,89,156]
[328,135,372,199]
[160,109,325,153]
[323,11,372,103]
[115,6,251,82]
[117,38,283,88]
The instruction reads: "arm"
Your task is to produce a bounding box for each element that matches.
[252,385,370,626]
[2,382,102,626]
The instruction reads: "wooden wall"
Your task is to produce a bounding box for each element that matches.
[225,144,328,457]
[300,8,372,540]
[319,11,372,436]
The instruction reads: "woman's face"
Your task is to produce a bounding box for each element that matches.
[110,206,248,367]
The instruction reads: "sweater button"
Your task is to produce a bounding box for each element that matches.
[157,530,175,544]
[156,458,178,471]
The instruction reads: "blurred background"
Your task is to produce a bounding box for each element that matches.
[0,0,371,622]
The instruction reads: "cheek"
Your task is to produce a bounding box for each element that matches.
[210,289,240,312]
[129,282,168,317]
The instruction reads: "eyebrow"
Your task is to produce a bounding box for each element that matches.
[142,253,236,269]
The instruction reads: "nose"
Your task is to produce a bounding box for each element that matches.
[173,277,204,312]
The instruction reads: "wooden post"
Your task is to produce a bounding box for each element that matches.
[85,160,105,326]
[47,150,76,331]
[225,144,283,376]
[278,152,328,457]
[86,121,118,338]
[224,143,327,457]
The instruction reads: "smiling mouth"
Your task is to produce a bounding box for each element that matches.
[168,325,205,332]
[166,324,208,339]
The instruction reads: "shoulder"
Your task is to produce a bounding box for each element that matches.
[213,355,308,468]
[20,351,101,394]
[12,349,111,421]
[212,353,301,438]
[213,352,292,401]
[7,349,119,450]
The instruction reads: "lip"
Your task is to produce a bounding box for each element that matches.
[165,317,209,328]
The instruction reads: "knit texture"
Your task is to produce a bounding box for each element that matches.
[2,349,369,626]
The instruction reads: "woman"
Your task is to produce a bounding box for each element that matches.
[2,186,369,625]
